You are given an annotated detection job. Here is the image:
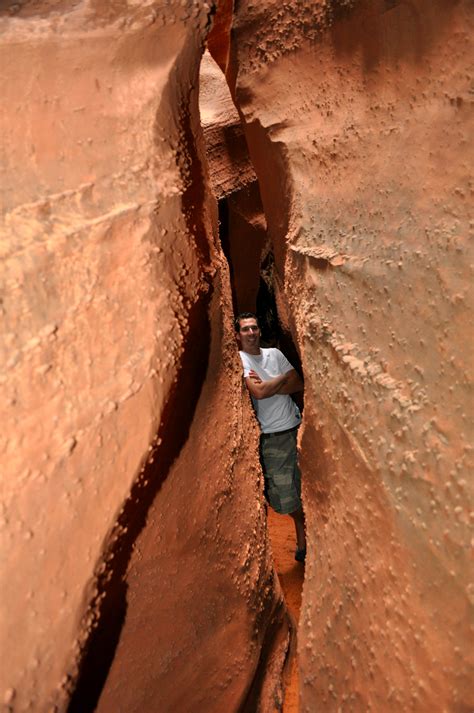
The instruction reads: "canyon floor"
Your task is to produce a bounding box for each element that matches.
[267,508,305,713]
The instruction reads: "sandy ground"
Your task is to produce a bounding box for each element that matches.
[267,508,304,713]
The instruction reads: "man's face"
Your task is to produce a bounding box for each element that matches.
[237,317,260,353]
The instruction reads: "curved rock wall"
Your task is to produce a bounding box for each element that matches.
[3,0,472,710]
[228,1,473,710]
[200,48,267,315]
[0,2,288,711]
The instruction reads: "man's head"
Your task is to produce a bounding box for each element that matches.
[235,312,261,354]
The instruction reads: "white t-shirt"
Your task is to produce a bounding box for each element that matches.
[239,348,301,434]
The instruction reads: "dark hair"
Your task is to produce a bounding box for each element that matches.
[234,312,259,332]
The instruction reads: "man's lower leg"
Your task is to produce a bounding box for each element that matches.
[290,507,306,550]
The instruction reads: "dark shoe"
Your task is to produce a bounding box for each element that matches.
[295,547,306,563]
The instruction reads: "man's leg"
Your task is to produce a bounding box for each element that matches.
[260,429,306,555]
[289,507,306,551]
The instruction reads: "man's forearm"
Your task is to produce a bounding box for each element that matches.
[276,370,304,395]
[248,372,289,399]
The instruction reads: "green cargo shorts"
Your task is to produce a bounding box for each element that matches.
[259,427,301,515]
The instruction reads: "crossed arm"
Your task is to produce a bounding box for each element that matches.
[245,369,303,400]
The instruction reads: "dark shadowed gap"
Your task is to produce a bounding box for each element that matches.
[218,197,238,314]
[238,596,294,713]
[256,253,280,347]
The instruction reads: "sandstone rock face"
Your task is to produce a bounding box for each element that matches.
[3,0,472,710]
[200,49,267,315]
[200,49,256,199]
[0,3,288,711]
[228,1,473,710]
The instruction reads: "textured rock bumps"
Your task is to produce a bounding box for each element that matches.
[228,0,473,710]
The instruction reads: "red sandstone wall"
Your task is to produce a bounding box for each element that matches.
[0,3,288,711]
[200,50,267,315]
[228,1,473,710]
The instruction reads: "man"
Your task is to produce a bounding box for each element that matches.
[235,312,306,562]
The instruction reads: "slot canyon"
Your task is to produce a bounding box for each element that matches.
[0,0,472,711]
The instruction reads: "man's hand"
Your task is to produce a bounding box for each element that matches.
[245,370,289,399]
[276,369,304,395]
[244,369,303,399]
[248,369,262,384]
[245,369,303,400]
